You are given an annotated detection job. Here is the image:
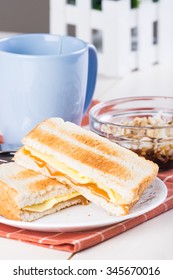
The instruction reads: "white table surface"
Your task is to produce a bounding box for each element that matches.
[0,32,173,260]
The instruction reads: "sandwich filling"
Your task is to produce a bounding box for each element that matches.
[23,147,133,213]
[23,192,85,213]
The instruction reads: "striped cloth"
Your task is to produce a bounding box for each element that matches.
[0,101,173,253]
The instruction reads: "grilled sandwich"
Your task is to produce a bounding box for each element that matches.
[14,118,159,216]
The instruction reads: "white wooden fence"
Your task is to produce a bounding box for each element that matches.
[50,0,173,78]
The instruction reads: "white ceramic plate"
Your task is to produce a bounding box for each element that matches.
[0,177,167,232]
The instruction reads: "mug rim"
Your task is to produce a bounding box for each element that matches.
[0,33,88,58]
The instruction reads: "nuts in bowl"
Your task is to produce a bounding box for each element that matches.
[89,96,173,170]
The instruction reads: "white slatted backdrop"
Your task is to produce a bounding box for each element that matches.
[50,0,173,78]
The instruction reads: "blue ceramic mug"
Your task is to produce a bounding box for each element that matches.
[0,33,97,150]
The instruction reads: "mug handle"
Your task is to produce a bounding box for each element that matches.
[83,44,98,114]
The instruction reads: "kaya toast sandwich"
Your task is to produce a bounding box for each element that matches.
[14,118,159,216]
[0,162,86,221]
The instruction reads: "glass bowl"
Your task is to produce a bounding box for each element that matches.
[89,96,173,170]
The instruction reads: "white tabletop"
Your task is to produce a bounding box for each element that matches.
[72,210,173,260]
[0,32,173,260]
[0,237,71,260]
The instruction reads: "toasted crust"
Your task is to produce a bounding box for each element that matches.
[0,180,21,221]
[11,169,38,180]
[11,168,60,193]
[45,118,122,157]
[27,177,62,192]
[24,128,131,179]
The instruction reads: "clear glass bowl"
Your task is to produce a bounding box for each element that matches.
[89,96,173,170]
